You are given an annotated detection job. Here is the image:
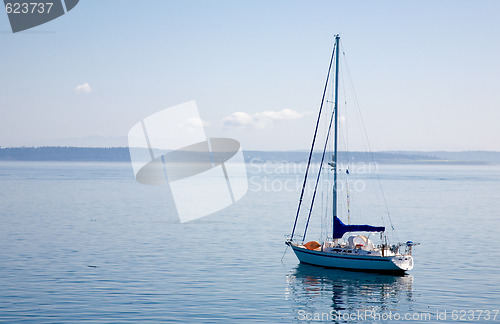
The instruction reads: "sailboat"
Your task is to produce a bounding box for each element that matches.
[285,35,416,274]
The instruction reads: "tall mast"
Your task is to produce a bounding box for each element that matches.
[332,34,340,234]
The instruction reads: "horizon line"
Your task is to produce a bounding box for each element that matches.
[1,146,500,153]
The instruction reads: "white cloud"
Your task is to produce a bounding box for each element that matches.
[222,109,305,128]
[75,83,91,94]
[179,117,211,132]
[221,112,254,127]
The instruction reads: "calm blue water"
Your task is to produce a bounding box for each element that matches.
[1,161,499,323]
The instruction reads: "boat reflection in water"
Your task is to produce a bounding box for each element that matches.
[286,264,414,322]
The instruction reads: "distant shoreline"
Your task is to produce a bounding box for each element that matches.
[1,147,499,165]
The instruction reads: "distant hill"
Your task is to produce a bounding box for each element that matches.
[387,151,500,165]
[1,147,499,164]
[243,151,446,164]
[0,147,130,162]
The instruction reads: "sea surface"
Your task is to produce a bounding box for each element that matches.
[1,161,499,323]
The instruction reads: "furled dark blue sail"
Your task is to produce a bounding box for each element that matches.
[332,216,385,239]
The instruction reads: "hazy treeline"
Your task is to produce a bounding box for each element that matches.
[0,147,498,164]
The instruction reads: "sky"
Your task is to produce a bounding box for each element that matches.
[1,0,500,151]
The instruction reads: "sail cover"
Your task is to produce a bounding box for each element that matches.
[332,216,385,239]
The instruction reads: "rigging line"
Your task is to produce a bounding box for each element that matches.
[341,46,397,234]
[337,53,352,223]
[346,175,351,224]
[323,176,331,240]
[321,161,325,240]
[323,84,334,241]
[323,108,333,241]
[280,245,289,262]
[339,45,349,160]
[340,43,370,153]
[301,97,336,243]
[290,40,337,241]
[321,91,330,241]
